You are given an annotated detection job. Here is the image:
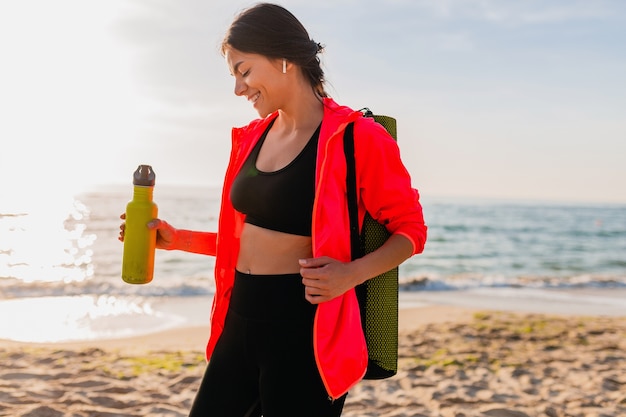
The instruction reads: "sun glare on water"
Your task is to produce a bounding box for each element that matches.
[0,191,95,285]
[0,189,187,343]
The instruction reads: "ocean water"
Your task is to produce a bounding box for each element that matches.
[1,186,625,342]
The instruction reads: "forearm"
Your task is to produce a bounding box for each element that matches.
[350,234,413,286]
[170,230,217,256]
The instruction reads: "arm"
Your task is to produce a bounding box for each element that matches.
[147,219,217,256]
[300,117,427,304]
[299,233,413,304]
[119,214,217,256]
[355,118,427,255]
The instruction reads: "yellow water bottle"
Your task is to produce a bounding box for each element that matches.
[122,165,158,284]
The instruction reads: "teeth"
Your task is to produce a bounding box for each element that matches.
[249,93,260,103]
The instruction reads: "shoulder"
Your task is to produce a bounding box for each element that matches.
[320,97,358,130]
[321,98,391,138]
[353,114,398,153]
[323,98,395,142]
[354,114,389,135]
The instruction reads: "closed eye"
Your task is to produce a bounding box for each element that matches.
[231,61,249,77]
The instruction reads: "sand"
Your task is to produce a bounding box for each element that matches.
[1,305,625,417]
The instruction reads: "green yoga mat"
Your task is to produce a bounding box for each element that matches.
[345,113,399,380]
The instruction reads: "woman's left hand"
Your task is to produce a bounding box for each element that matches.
[299,257,361,304]
[299,235,414,304]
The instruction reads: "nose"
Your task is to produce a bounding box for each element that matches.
[234,77,247,97]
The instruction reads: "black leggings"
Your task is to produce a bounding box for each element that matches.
[188,271,347,417]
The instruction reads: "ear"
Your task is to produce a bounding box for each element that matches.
[277,58,294,74]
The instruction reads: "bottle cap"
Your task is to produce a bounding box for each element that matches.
[133,165,156,186]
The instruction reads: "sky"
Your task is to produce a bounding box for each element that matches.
[1,0,625,205]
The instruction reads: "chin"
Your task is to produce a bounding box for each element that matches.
[254,102,277,118]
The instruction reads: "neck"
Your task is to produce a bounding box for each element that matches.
[276,82,325,133]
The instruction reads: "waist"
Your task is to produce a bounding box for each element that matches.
[230,270,316,321]
[236,223,312,274]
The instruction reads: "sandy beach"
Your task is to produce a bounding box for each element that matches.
[1,301,625,417]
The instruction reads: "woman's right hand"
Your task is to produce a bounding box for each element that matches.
[119,213,179,250]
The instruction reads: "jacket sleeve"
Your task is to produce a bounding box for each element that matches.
[172,230,218,256]
[353,117,427,255]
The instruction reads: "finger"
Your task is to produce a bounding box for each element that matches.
[300,267,317,279]
[301,276,327,292]
[300,263,330,279]
[304,287,325,304]
[305,293,324,304]
[307,289,338,304]
[120,213,126,219]
[302,278,322,295]
[305,278,333,297]
[147,219,162,229]
[299,257,331,268]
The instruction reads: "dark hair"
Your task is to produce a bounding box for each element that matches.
[221,3,327,97]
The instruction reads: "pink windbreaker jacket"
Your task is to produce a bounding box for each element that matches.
[202,98,427,399]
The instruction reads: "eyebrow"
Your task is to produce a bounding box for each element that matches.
[233,61,243,74]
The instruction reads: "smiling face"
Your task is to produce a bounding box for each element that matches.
[224,47,287,118]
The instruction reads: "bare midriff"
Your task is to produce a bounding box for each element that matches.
[236,223,312,275]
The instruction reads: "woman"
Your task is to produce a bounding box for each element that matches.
[120,3,426,416]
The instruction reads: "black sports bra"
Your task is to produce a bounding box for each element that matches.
[230,120,320,236]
